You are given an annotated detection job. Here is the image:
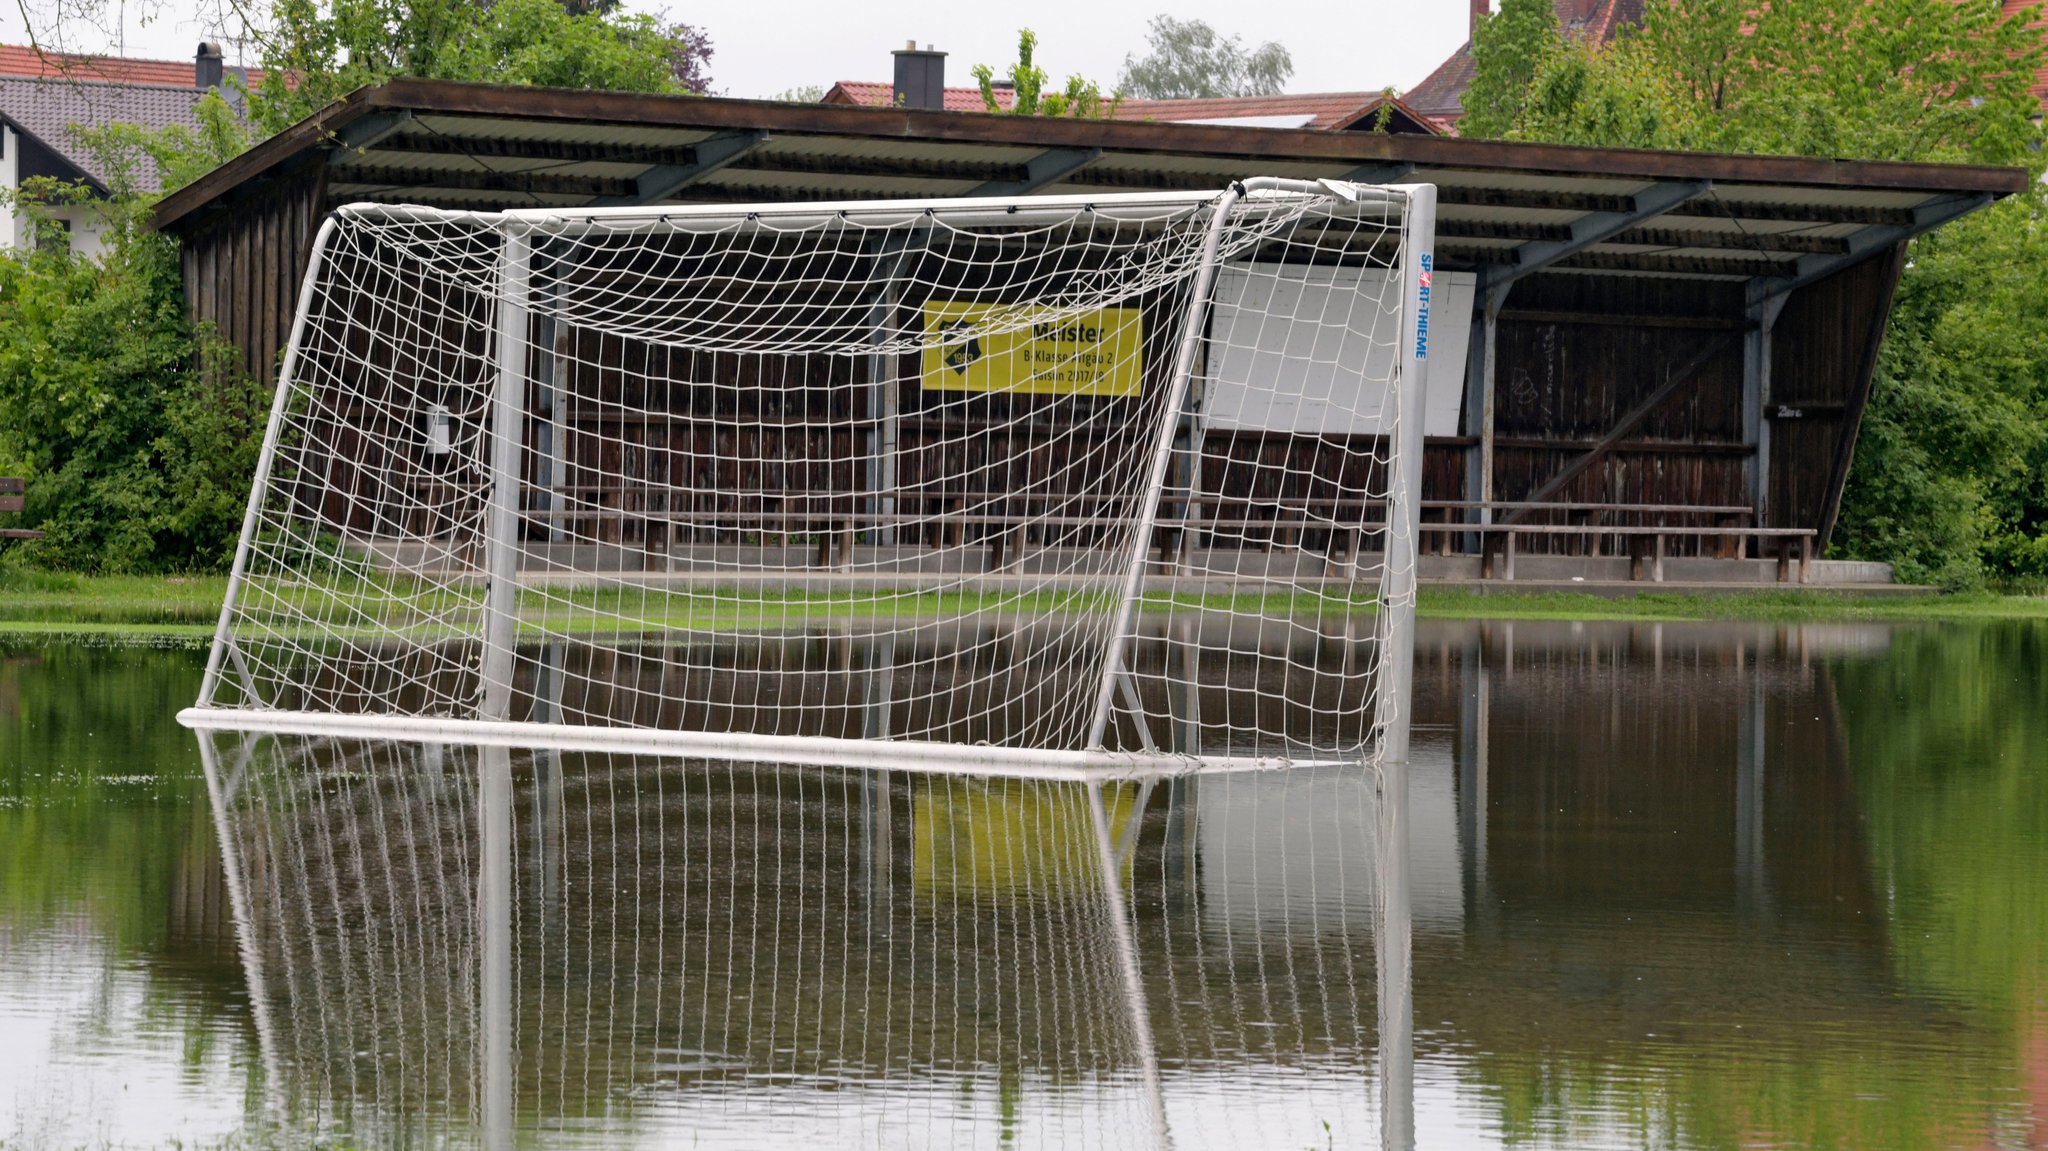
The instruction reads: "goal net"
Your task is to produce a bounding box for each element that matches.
[184,179,1437,771]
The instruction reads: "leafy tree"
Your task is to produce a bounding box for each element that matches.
[0,141,265,572]
[1459,0,2048,587]
[972,28,1116,118]
[1458,0,1559,139]
[1116,15,1292,99]
[243,0,714,132]
[771,84,826,103]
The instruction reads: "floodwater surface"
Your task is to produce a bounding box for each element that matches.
[2,619,2044,1149]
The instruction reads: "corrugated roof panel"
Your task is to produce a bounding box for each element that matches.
[335,151,655,181]
[408,113,714,150]
[1710,185,1934,210]
[752,135,1043,167]
[692,169,983,199]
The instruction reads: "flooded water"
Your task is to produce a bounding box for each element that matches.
[3,619,2045,1149]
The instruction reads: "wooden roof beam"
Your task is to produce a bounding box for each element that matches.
[1481,180,1711,291]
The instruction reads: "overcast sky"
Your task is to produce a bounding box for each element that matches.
[2,0,1475,99]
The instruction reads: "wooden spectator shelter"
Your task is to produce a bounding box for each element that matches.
[149,80,2025,574]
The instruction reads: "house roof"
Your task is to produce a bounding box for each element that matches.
[0,43,267,193]
[824,83,1445,134]
[1407,0,1644,125]
[823,81,1016,113]
[0,74,211,191]
[0,42,263,87]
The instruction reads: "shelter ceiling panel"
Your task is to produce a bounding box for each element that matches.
[678,172,981,201]
[1651,214,1865,239]
[1709,184,1937,210]
[405,113,720,152]
[751,136,1046,168]
[329,151,657,182]
[327,184,593,208]
[1437,203,1594,228]
[1424,170,1662,200]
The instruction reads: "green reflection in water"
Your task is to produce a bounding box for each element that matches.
[0,639,263,1145]
[1439,620,2048,1150]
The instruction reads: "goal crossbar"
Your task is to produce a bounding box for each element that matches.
[176,706,1333,781]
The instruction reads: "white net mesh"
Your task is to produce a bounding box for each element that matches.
[195,182,1433,766]
[200,731,1397,1149]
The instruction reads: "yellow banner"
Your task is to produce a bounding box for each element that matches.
[920,301,1145,396]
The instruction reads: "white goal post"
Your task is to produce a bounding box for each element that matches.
[180,177,1438,775]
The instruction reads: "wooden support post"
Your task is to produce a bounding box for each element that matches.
[1463,286,1508,555]
[1502,531,1517,581]
[1653,532,1666,582]
[1743,292,1788,530]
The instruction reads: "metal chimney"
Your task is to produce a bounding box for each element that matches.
[195,42,224,88]
[891,41,946,110]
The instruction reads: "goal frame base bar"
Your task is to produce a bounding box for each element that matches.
[176,708,1346,781]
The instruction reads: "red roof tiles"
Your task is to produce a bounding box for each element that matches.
[0,42,263,87]
[1405,0,1641,126]
[2003,0,2048,105]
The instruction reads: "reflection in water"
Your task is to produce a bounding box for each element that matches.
[196,729,1415,1149]
[6,621,2048,1149]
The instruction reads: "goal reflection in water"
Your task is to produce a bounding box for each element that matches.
[221,613,1390,757]
[197,722,1426,1150]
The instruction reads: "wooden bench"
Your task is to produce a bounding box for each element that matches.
[0,478,42,541]
[514,485,1816,583]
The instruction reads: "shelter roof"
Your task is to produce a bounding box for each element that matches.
[150,78,2025,287]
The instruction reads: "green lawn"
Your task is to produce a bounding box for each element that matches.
[1,565,2043,640]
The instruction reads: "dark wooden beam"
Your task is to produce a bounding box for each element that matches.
[1501,331,1744,522]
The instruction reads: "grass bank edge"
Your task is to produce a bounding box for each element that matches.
[3,567,2045,630]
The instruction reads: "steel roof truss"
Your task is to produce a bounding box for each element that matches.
[1483,179,1712,289]
[606,129,769,206]
[971,147,1102,196]
[1746,191,1991,305]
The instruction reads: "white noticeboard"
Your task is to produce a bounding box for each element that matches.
[1202,265,1475,437]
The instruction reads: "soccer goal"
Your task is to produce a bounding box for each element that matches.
[179,178,1437,775]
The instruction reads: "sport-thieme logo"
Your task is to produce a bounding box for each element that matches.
[1414,253,1433,360]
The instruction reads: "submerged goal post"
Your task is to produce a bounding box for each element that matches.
[181,178,1437,775]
